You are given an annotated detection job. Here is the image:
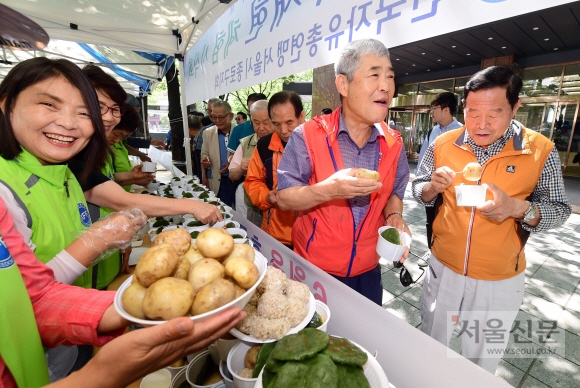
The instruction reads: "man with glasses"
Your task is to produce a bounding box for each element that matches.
[416,92,463,247]
[412,66,571,374]
[201,101,236,206]
[276,39,410,305]
[235,112,247,124]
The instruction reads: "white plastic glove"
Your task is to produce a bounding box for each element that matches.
[77,208,147,266]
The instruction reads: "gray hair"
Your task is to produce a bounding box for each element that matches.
[250,99,269,115]
[212,100,232,114]
[335,39,390,82]
[207,97,220,104]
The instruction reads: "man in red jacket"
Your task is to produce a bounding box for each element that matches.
[276,39,410,305]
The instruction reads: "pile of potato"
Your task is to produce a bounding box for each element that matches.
[122,228,260,320]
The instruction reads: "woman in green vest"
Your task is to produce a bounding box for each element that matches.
[0,57,146,289]
[0,58,148,382]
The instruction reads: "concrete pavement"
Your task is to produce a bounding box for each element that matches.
[379,178,580,387]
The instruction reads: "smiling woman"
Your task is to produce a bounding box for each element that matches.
[0,57,148,380]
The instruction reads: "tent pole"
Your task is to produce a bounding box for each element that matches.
[178,59,193,176]
[141,96,149,139]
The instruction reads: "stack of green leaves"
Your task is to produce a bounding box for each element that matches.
[257,328,370,388]
[380,228,401,245]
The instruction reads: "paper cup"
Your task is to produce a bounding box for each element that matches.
[314,300,331,332]
[219,360,235,388]
[142,161,157,172]
[455,184,488,207]
[170,367,188,388]
[186,350,224,387]
[376,226,411,262]
[226,342,258,388]
[140,368,172,388]
[216,338,240,362]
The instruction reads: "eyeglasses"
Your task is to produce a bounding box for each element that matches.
[209,114,231,121]
[430,106,441,113]
[100,103,125,118]
[393,251,437,287]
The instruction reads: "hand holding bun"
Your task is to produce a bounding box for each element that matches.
[355,168,380,181]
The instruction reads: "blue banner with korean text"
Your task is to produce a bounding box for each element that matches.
[184,0,576,104]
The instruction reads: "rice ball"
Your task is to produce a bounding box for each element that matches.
[286,280,310,304]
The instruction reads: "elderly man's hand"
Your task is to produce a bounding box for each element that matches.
[266,190,278,206]
[476,183,526,223]
[428,166,456,193]
[323,168,382,199]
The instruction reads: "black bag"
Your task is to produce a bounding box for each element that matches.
[573,152,580,164]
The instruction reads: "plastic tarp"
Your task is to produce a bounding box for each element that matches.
[0,0,237,94]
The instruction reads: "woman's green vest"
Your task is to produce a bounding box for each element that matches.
[0,235,50,387]
[0,149,93,288]
[112,141,132,192]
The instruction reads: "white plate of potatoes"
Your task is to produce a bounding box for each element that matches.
[114,249,268,325]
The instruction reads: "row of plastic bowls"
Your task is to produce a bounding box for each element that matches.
[140,300,331,388]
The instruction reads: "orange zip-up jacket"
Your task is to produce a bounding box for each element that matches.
[431,124,553,280]
[244,132,296,245]
[291,110,402,277]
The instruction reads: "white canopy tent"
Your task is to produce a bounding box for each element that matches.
[1,0,239,175]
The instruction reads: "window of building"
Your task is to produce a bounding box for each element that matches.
[519,66,563,98]
[417,79,454,96]
[561,64,580,96]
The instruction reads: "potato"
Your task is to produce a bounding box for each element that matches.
[355,168,380,181]
[221,243,255,265]
[182,247,205,266]
[174,257,191,280]
[234,284,246,299]
[143,277,195,320]
[192,278,236,315]
[188,258,225,292]
[121,282,147,319]
[225,256,260,289]
[196,228,234,259]
[135,244,180,287]
[244,345,261,369]
[152,228,191,256]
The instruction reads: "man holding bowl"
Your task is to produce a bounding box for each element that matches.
[276,39,410,305]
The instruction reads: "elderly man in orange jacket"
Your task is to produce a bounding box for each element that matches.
[244,91,304,248]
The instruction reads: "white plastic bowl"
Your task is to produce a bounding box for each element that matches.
[170,367,188,388]
[455,184,488,207]
[141,161,157,173]
[186,350,224,387]
[219,360,235,388]
[225,228,247,242]
[314,300,331,332]
[185,224,210,233]
[226,342,258,388]
[140,368,172,388]
[114,250,268,325]
[212,220,240,229]
[147,182,161,191]
[376,226,411,262]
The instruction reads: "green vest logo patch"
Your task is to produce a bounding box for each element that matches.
[78,203,91,227]
[0,237,15,269]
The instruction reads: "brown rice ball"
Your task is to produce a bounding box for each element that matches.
[237,368,254,379]
[250,317,291,340]
[236,306,258,334]
[257,267,289,294]
[286,280,310,304]
[257,291,288,319]
[286,298,309,327]
[248,290,262,306]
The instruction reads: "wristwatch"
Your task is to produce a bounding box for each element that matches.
[522,201,537,224]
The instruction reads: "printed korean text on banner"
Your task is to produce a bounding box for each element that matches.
[183,0,576,104]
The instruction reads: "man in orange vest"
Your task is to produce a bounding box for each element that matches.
[245,91,304,248]
[412,66,571,373]
[276,39,411,305]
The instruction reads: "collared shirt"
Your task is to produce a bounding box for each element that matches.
[278,112,409,229]
[412,121,571,232]
[416,118,463,173]
[0,199,123,387]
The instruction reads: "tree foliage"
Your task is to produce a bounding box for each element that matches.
[223,70,313,118]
